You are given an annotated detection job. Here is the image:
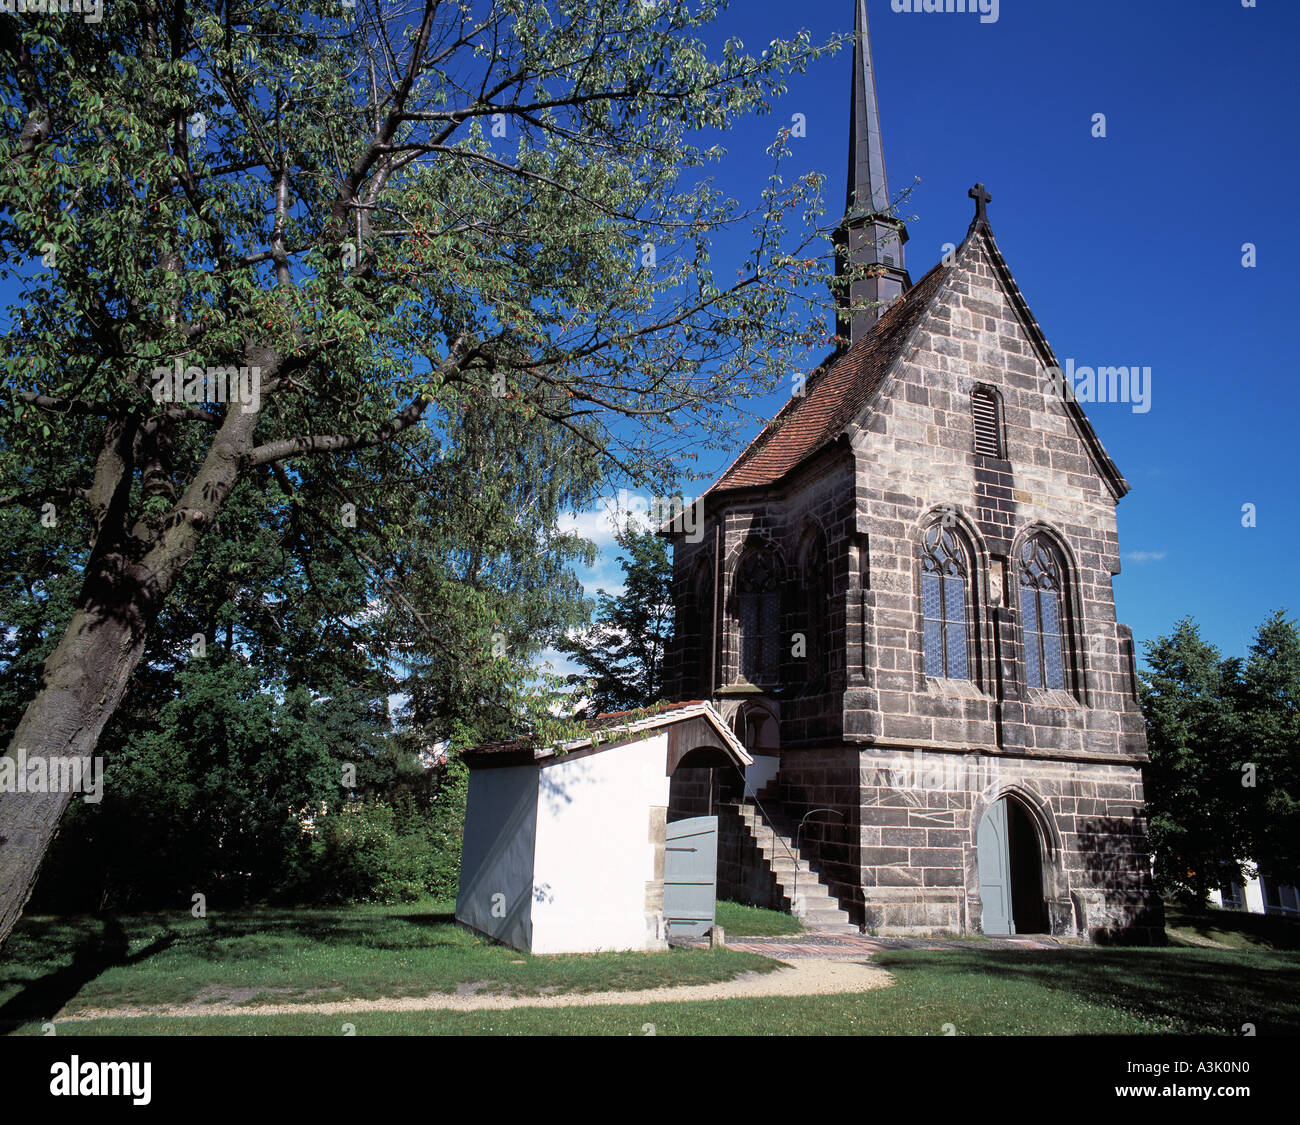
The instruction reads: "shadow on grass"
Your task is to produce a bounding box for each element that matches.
[1166,906,1300,951]
[188,910,466,951]
[874,946,1300,1034]
[0,905,469,1026]
[0,917,178,1025]
[389,912,459,928]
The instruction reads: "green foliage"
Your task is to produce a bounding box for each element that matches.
[1140,611,1300,903]
[1140,618,1239,904]
[0,0,842,752]
[1225,610,1300,887]
[560,524,674,715]
[30,651,472,910]
[310,801,430,905]
[0,0,851,929]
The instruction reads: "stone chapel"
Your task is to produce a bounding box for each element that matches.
[662,0,1162,941]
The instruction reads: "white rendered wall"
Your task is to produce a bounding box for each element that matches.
[1207,870,1273,915]
[529,733,671,954]
[745,755,780,796]
[1244,873,1266,914]
[455,764,539,952]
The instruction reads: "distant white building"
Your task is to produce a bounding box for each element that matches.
[1209,865,1300,918]
[419,740,450,770]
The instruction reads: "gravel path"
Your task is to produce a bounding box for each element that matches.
[60,957,892,1021]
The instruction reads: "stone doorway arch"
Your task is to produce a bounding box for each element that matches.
[969,783,1071,936]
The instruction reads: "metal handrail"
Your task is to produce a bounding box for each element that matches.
[794,809,845,912]
[733,766,809,918]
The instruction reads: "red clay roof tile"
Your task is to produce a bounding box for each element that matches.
[709,262,948,494]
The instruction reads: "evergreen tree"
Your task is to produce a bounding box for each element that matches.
[1139,619,1242,904]
[1227,611,1300,887]
[561,526,674,716]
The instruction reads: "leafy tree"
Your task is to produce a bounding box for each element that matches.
[1226,611,1300,888]
[1141,612,1300,905]
[0,0,844,943]
[560,524,673,715]
[1139,618,1242,905]
[32,657,340,910]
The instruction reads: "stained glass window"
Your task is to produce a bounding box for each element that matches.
[800,534,827,683]
[737,551,781,685]
[1018,535,1067,691]
[921,524,970,680]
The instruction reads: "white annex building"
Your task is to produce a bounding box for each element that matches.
[455,702,753,955]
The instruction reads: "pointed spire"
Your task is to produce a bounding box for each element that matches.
[846,0,890,218]
[834,0,911,346]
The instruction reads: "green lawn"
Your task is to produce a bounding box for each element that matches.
[12,945,1297,1036]
[1165,904,1300,951]
[6,897,1298,1036]
[714,899,803,937]
[0,899,775,1029]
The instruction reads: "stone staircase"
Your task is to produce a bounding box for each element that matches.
[733,802,859,934]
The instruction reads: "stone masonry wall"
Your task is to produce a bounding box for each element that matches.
[841,232,1148,764]
[663,227,1160,939]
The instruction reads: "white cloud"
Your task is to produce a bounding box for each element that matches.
[1122,550,1168,564]
[535,645,584,680]
[555,506,621,551]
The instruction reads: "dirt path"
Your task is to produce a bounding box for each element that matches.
[60,958,892,1021]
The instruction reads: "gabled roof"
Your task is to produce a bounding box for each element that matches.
[459,700,753,768]
[708,262,948,494]
[968,217,1130,501]
[705,217,1130,502]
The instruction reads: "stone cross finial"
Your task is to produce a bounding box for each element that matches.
[969,182,992,224]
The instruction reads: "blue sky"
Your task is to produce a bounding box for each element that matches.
[565,0,1299,667]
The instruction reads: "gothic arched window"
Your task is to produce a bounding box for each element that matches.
[736,550,782,686]
[1018,535,1068,692]
[921,523,971,680]
[797,531,828,684]
[689,560,714,698]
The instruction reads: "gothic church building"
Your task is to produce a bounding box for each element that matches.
[664,1,1161,940]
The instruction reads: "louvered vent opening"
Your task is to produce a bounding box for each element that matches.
[973,390,1002,457]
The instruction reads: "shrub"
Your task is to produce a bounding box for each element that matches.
[312,800,431,904]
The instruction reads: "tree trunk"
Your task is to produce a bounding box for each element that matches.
[0,554,159,947]
[0,365,264,948]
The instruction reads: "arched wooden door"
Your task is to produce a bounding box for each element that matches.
[977,798,1013,935]
[978,796,1047,935]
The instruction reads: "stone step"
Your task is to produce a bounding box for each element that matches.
[785,883,839,903]
[796,904,852,921]
[766,860,817,877]
[784,887,844,907]
[734,795,857,933]
[745,827,807,855]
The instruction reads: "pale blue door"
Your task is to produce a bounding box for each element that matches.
[978,799,1013,935]
[663,816,718,938]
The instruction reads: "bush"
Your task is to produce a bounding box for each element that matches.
[311,800,433,904]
